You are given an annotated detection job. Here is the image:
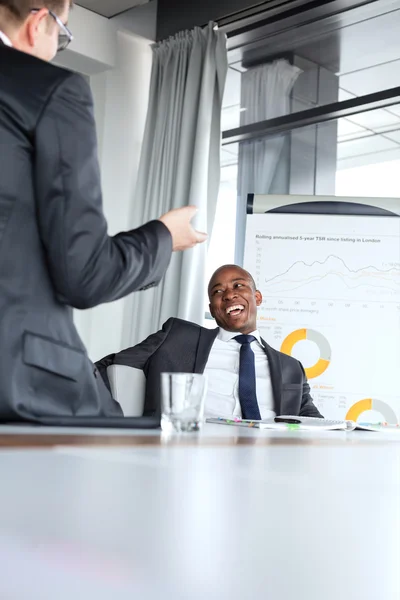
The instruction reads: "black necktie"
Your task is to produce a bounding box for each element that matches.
[234,335,261,420]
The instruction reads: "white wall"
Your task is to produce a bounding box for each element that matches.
[54,4,156,361]
[53,5,116,74]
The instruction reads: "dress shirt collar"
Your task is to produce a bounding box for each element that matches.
[0,31,13,47]
[217,327,264,347]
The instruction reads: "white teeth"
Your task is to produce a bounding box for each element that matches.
[226,305,244,314]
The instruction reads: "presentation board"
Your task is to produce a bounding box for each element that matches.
[244,195,400,423]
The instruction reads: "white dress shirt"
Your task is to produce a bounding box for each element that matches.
[0,31,12,47]
[204,328,275,419]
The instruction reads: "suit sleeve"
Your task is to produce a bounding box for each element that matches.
[299,365,324,418]
[95,318,175,393]
[34,72,172,310]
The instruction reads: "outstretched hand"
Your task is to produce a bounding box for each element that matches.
[159,206,207,252]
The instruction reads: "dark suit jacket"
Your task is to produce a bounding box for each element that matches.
[0,43,172,422]
[96,318,323,418]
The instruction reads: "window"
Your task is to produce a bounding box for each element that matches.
[223,0,400,129]
[205,0,400,324]
[222,106,400,198]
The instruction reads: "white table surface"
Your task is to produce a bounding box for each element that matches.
[0,423,399,599]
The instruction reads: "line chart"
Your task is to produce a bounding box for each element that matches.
[244,212,400,420]
[262,254,400,300]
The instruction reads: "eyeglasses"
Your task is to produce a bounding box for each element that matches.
[31,8,73,52]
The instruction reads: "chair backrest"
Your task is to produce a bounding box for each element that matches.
[107,364,146,416]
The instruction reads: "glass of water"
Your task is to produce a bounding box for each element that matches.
[161,373,207,433]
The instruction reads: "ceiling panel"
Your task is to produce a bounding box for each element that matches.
[348,109,400,131]
[77,0,149,18]
[338,89,356,102]
[380,129,400,144]
[337,134,399,160]
[339,59,400,98]
[337,118,368,141]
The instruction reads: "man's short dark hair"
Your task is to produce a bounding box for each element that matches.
[0,0,72,20]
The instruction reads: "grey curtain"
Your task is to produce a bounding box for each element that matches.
[122,23,228,347]
[238,59,302,196]
[235,59,302,263]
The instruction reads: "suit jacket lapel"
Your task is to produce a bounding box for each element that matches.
[261,338,282,415]
[194,327,219,373]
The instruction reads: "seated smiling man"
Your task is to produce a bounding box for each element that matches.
[96,265,323,419]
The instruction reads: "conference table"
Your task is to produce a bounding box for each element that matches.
[0,423,399,600]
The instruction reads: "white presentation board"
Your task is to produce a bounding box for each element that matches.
[244,208,400,423]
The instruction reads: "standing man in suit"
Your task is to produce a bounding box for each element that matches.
[0,0,207,421]
[96,265,323,419]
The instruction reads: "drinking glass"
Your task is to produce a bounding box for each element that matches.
[161,373,207,433]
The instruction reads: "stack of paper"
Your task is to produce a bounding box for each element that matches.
[206,416,400,432]
[206,416,351,430]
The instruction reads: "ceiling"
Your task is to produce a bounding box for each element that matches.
[77,0,150,18]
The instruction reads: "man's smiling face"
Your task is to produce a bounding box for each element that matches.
[208,265,262,334]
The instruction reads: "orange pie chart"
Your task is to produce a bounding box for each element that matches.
[346,399,398,424]
[280,328,331,379]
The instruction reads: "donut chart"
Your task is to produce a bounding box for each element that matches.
[346,399,398,424]
[280,328,331,379]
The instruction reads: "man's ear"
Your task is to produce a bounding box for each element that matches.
[27,8,48,47]
[255,290,262,306]
[209,303,214,318]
